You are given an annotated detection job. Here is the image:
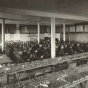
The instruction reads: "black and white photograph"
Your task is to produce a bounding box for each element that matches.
[0,0,88,88]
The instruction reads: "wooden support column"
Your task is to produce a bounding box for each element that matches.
[51,18,55,58]
[63,23,65,41]
[37,23,40,44]
[1,19,5,52]
[68,26,70,41]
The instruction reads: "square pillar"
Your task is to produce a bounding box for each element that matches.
[51,18,55,58]
[1,19,5,52]
[63,23,65,41]
[37,23,40,44]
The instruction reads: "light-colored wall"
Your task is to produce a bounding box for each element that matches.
[69,33,88,43]
[2,32,88,43]
[4,33,60,42]
[67,24,88,42]
[1,24,88,43]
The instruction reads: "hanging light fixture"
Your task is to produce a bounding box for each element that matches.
[16,24,20,30]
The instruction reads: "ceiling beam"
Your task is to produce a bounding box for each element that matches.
[1,20,37,25]
[0,19,51,25]
[0,7,88,21]
[0,12,41,21]
[0,19,73,25]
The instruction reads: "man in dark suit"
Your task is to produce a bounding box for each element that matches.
[73,43,81,53]
[37,44,45,60]
[57,44,65,56]
[68,44,75,55]
[22,49,28,62]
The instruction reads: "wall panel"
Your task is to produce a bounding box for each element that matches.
[84,25,88,32]
[69,33,88,42]
[76,25,83,32]
[5,24,16,34]
[69,26,75,32]
[10,34,14,41]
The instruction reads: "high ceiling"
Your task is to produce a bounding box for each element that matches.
[0,0,88,25]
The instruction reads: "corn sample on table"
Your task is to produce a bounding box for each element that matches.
[3,52,88,88]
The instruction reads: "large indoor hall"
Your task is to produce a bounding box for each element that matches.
[0,0,88,88]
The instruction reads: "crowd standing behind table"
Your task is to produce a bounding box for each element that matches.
[4,39,88,63]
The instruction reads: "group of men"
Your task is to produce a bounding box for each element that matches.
[4,38,88,63]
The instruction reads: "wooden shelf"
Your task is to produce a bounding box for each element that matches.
[66,77,88,88]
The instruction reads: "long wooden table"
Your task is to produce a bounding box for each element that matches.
[5,52,88,73]
[21,64,88,88]
[4,64,88,88]
[4,52,88,86]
